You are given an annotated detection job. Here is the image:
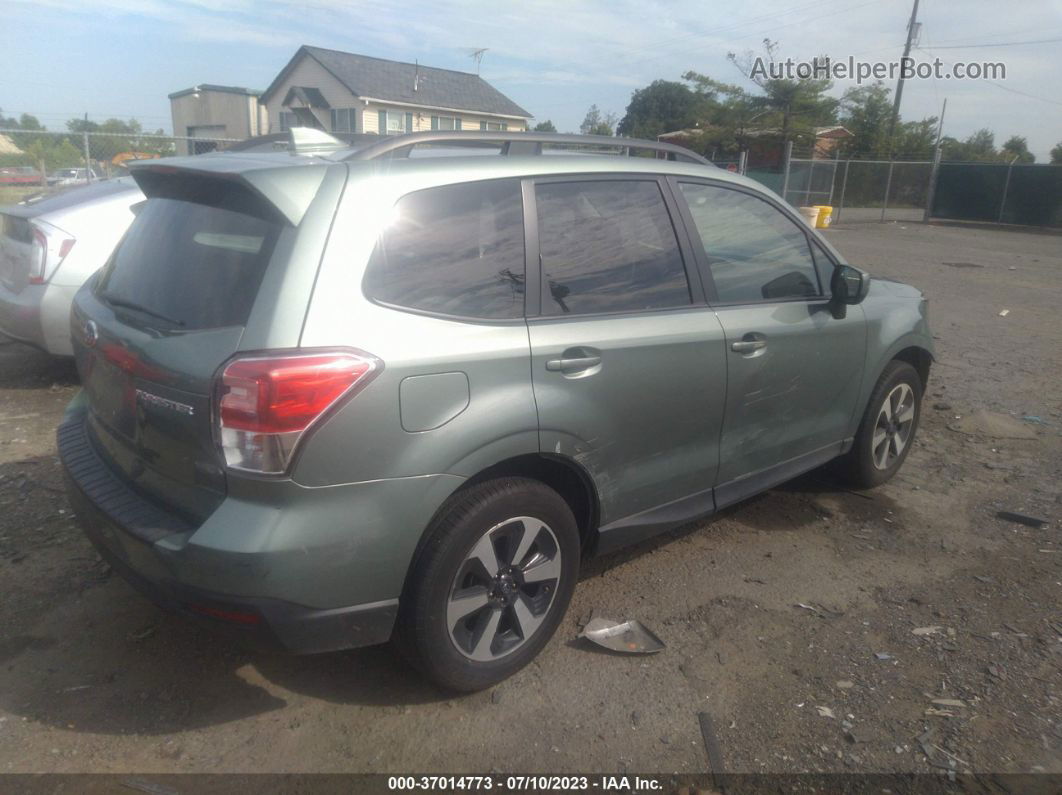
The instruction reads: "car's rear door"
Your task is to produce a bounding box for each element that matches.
[671,178,867,507]
[526,175,727,547]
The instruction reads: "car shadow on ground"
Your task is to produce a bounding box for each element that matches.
[0,341,78,390]
[0,451,450,737]
[0,451,900,736]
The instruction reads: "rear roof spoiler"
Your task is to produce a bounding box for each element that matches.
[128,156,330,226]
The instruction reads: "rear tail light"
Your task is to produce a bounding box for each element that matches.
[215,350,380,474]
[28,224,76,284]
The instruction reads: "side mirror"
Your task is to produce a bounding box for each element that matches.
[829,265,869,319]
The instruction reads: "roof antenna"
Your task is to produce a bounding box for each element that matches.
[413,59,420,92]
[468,48,488,74]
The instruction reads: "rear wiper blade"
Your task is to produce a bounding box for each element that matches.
[100,293,184,327]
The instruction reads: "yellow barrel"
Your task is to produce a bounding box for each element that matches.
[798,206,820,227]
[813,205,833,228]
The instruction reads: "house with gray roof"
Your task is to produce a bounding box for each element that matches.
[259,45,532,135]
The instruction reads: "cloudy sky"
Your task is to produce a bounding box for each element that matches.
[3,0,1061,159]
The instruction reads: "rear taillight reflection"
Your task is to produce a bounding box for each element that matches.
[216,351,379,474]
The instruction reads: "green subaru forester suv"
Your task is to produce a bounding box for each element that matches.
[59,130,932,690]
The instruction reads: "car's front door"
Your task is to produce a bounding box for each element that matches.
[672,179,867,507]
[526,176,727,542]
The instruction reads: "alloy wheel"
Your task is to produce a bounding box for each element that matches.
[446,516,562,662]
[872,382,916,470]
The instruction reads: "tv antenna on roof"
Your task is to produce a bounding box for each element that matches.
[466,48,489,74]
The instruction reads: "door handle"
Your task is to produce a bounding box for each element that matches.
[546,355,602,372]
[731,340,767,353]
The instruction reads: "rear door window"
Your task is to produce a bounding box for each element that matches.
[98,197,279,329]
[535,179,691,316]
[678,182,821,303]
[363,178,525,319]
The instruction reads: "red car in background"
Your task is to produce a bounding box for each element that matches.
[0,166,43,185]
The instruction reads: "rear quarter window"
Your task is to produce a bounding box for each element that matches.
[362,178,525,320]
[97,197,279,330]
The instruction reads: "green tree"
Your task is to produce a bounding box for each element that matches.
[66,116,170,160]
[837,82,891,157]
[1051,142,1062,164]
[533,120,557,132]
[1000,135,1035,164]
[0,109,45,132]
[679,71,760,155]
[894,118,938,158]
[941,129,998,162]
[727,39,838,147]
[579,105,616,136]
[17,114,44,131]
[616,80,705,139]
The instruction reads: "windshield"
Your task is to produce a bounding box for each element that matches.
[97,197,280,330]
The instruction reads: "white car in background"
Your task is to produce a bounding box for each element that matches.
[48,167,101,187]
[0,177,143,356]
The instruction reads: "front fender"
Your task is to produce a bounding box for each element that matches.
[848,286,934,436]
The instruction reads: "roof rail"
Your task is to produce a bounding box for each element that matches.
[341,131,711,165]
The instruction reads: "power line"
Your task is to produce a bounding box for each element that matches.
[616,0,828,60]
[923,25,1055,45]
[915,45,1062,109]
[611,0,882,68]
[513,0,884,116]
[926,36,1062,49]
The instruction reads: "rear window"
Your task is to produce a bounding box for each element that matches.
[98,197,279,330]
[362,178,525,319]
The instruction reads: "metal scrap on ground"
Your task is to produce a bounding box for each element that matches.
[996,510,1048,528]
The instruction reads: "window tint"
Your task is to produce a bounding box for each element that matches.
[679,182,821,303]
[363,179,525,319]
[99,197,279,330]
[809,237,836,287]
[536,180,690,316]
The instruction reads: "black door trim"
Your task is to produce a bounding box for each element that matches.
[593,437,852,557]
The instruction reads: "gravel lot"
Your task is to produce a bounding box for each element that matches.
[0,221,1059,778]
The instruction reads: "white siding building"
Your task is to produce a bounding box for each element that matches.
[259,46,531,136]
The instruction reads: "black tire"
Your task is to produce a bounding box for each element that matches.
[846,360,923,489]
[394,477,580,692]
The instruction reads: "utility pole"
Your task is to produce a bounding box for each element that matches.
[82,111,91,183]
[887,0,920,152]
[923,98,946,223]
[933,98,947,147]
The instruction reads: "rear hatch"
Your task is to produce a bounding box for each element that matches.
[70,158,338,523]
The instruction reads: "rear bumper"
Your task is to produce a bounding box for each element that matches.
[70,477,398,653]
[0,280,78,356]
[59,404,460,653]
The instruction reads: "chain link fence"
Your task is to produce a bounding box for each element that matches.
[773,155,934,223]
[741,144,1059,229]
[0,128,239,203]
